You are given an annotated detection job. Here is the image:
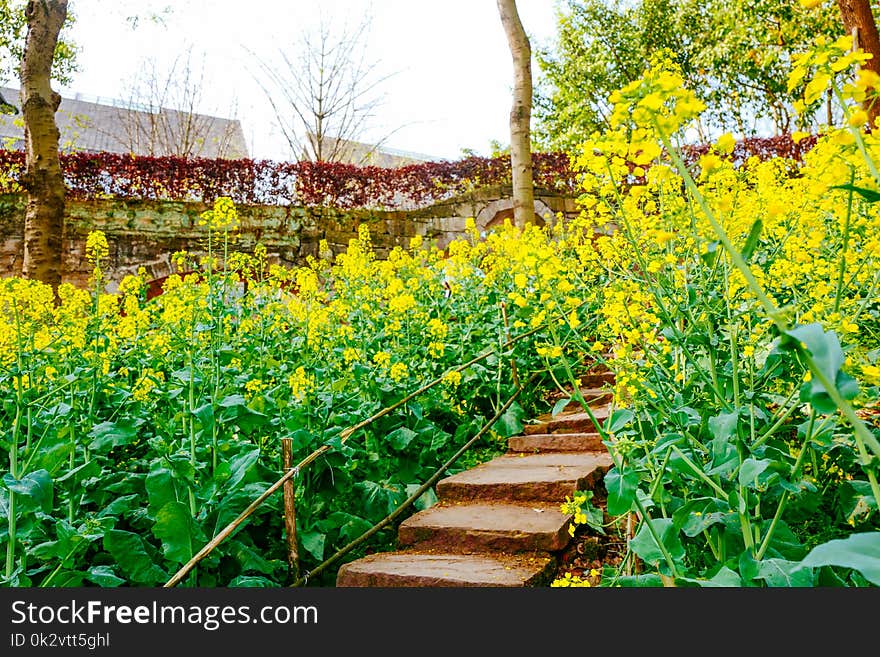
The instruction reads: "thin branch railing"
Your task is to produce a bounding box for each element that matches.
[163,317,566,588]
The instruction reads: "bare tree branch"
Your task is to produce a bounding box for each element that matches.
[246,10,400,163]
[109,46,245,158]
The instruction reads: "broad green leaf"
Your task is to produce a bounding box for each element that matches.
[229,575,276,587]
[708,410,738,441]
[551,397,571,417]
[741,218,763,261]
[738,458,769,487]
[48,571,84,587]
[103,530,167,585]
[793,532,880,585]
[145,467,178,516]
[151,501,204,565]
[429,430,450,451]
[219,394,247,408]
[356,480,404,518]
[2,469,53,513]
[840,480,878,524]
[676,504,728,537]
[830,183,880,203]
[324,511,374,544]
[604,409,634,434]
[785,324,856,412]
[405,483,438,511]
[228,539,285,576]
[299,530,325,561]
[706,434,738,477]
[387,426,418,450]
[629,518,685,567]
[493,401,525,438]
[604,467,639,515]
[85,565,125,587]
[755,559,814,587]
[613,574,664,587]
[87,418,144,452]
[677,566,742,587]
[224,447,260,492]
[192,402,214,430]
[55,460,100,484]
[98,493,140,518]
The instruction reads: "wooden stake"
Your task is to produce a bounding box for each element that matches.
[281,438,300,583]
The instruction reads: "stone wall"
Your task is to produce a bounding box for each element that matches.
[0,187,580,291]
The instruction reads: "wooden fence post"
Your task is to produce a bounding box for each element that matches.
[281,438,300,583]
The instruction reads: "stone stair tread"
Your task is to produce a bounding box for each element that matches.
[436,451,612,502]
[524,406,610,435]
[336,551,556,587]
[398,502,572,552]
[508,431,604,453]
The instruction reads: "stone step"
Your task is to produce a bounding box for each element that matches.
[578,370,615,388]
[436,452,612,503]
[336,551,556,587]
[398,502,572,553]
[558,388,613,413]
[524,406,610,435]
[508,432,604,453]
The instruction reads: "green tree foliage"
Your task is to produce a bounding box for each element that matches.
[535,0,842,153]
[0,0,77,91]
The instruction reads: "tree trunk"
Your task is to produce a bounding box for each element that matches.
[497,0,535,229]
[21,0,67,291]
[837,0,880,127]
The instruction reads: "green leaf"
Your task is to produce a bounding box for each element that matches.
[87,418,144,452]
[677,566,742,587]
[219,394,247,407]
[229,575,277,587]
[755,559,814,587]
[700,240,719,266]
[674,499,728,537]
[604,467,639,515]
[145,467,178,516]
[324,512,374,544]
[785,324,856,412]
[192,403,214,430]
[85,565,125,587]
[741,218,763,261]
[613,574,664,587]
[98,493,140,518]
[3,469,53,513]
[493,401,525,438]
[103,530,167,585]
[708,410,738,440]
[228,540,284,576]
[604,409,634,435]
[738,458,769,487]
[831,183,880,203]
[551,397,571,417]
[405,483,437,511]
[629,518,685,567]
[151,501,204,565]
[387,426,418,450]
[55,459,100,484]
[224,447,260,492]
[299,530,325,561]
[793,532,880,585]
[706,434,738,477]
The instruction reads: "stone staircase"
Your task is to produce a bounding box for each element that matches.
[335,369,615,587]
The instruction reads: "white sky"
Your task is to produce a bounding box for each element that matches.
[57,0,560,162]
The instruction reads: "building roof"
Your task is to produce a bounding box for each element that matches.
[303,132,443,167]
[0,86,248,159]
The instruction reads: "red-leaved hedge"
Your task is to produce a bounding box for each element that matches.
[0,134,818,210]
